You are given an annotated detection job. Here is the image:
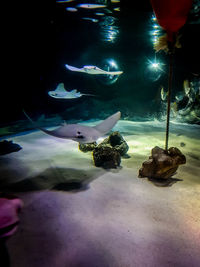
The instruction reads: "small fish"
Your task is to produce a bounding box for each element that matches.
[160,86,168,101]
[82,17,99,23]
[48,83,95,99]
[65,64,123,75]
[95,12,105,16]
[183,79,190,96]
[56,0,75,2]
[77,3,106,9]
[23,111,121,144]
[171,102,178,116]
[66,7,78,12]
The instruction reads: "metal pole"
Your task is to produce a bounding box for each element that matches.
[165,51,173,151]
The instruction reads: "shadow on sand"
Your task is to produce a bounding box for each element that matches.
[146,177,183,187]
[0,167,105,193]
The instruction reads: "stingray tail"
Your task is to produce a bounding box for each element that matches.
[23,110,51,134]
[23,110,35,125]
[82,93,96,97]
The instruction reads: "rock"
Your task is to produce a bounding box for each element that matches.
[100,131,129,157]
[180,142,186,147]
[138,146,186,179]
[0,140,22,156]
[93,146,121,169]
[78,142,97,152]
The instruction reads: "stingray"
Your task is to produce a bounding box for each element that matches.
[48,83,95,99]
[23,111,121,143]
[65,64,123,75]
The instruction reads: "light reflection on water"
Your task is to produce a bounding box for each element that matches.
[58,0,120,44]
[99,16,120,43]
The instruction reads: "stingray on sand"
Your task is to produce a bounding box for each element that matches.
[23,111,121,144]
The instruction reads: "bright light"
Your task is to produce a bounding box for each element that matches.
[147,58,164,72]
[152,30,159,36]
[151,15,157,21]
[152,62,159,68]
[109,59,117,67]
[152,36,158,43]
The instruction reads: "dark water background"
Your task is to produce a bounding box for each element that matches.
[2,0,200,126]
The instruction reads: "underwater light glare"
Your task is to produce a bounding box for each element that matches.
[99,16,119,43]
[152,36,158,44]
[151,62,159,68]
[144,59,164,82]
[151,29,160,36]
[151,15,157,21]
[96,58,121,85]
[147,59,163,71]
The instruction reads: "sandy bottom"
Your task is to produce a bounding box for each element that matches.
[0,119,200,267]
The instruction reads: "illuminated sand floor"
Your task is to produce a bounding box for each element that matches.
[1,120,200,267]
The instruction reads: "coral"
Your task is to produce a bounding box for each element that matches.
[138,146,186,179]
[78,142,97,152]
[93,146,121,169]
[99,131,129,157]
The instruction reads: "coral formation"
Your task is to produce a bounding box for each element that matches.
[99,131,129,157]
[93,146,121,169]
[138,146,186,179]
[78,142,97,152]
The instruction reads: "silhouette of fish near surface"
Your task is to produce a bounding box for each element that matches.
[65,64,123,75]
[23,111,121,143]
[48,83,95,99]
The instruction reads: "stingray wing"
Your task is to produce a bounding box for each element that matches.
[65,64,85,73]
[93,111,121,135]
[55,83,67,92]
[70,89,78,93]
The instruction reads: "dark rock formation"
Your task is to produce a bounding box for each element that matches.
[78,142,97,153]
[138,146,186,179]
[99,131,129,157]
[79,132,129,168]
[0,140,22,156]
[93,146,121,169]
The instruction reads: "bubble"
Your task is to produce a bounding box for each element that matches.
[96,58,122,85]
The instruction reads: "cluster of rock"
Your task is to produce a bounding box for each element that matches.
[138,146,186,179]
[79,131,129,169]
[0,140,22,156]
[79,132,186,180]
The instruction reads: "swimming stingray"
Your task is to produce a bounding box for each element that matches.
[23,111,121,143]
[48,83,95,99]
[65,64,123,75]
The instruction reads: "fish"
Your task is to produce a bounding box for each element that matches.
[183,79,190,96]
[76,4,106,9]
[95,12,105,16]
[23,111,121,143]
[82,17,99,23]
[160,86,168,101]
[56,0,75,2]
[66,7,78,12]
[65,64,123,75]
[48,83,95,99]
